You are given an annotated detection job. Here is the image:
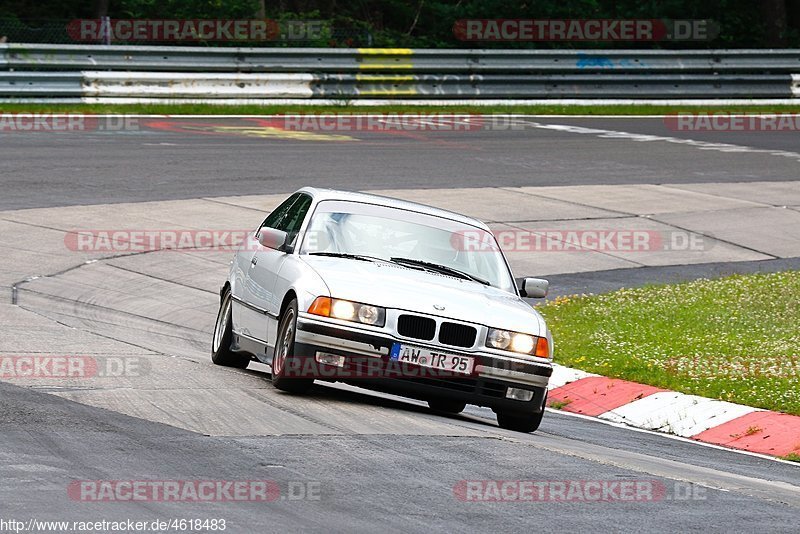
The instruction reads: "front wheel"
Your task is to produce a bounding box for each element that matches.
[428,398,467,414]
[271,299,314,393]
[211,289,250,369]
[496,393,547,433]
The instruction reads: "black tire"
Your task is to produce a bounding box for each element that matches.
[271,298,314,393]
[211,289,250,369]
[428,398,467,414]
[496,393,547,433]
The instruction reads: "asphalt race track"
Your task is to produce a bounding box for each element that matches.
[1,116,799,533]
[1,116,799,210]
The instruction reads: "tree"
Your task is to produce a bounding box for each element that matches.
[761,0,788,46]
[93,0,109,18]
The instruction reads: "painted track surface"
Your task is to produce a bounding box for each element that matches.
[1,117,799,532]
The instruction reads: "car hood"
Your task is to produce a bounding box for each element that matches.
[301,256,546,336]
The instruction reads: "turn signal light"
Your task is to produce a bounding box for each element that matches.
[534,336,549,358]
[308,296,332,317]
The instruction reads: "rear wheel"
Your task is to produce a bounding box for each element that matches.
[428,398,467,414]
[211,289,250,369]
[495,393,547,433]
[271,299,314,393]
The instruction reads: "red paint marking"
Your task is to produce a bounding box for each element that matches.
[548,376,666,417]
[692,411,800,457]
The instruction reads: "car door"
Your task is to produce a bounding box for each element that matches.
[242,193,313,344]
[235,193,299,341]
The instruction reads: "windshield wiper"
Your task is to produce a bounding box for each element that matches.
[389,257,490,286]
[308,252,390,264]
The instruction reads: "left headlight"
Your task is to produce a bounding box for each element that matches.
[308,297,386,327]
[486,327,549,357]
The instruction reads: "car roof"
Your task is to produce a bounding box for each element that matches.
[296,187,491,231]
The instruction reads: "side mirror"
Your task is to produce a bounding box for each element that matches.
[517,277,549,298]
[257,227,290,252]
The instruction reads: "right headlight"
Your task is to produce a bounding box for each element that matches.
[486,328,549,358]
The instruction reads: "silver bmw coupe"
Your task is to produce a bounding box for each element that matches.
[212,187,553,432]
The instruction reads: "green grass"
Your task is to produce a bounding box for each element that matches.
[784,453,800,463]
[1,103,799,115]
[537,271,800,415]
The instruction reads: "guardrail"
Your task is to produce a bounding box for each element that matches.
[2,43,799,103]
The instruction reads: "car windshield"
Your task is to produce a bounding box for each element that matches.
[300,199,515,292]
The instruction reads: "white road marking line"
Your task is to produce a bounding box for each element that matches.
[515,120,800,162]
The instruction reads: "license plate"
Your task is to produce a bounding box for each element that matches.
[390,343,474,375]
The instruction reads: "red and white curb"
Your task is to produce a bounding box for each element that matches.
[547,365,800,458]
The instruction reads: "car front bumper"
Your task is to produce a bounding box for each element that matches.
[292,314,552,414]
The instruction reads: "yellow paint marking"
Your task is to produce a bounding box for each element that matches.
[185,125,355,142]
[359,60,414,70]
[356,74,415,83]
[358,89,418,96]
[357,48,413,55]
[358,48,414,70]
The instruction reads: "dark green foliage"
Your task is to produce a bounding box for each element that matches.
[0,0,797,47]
